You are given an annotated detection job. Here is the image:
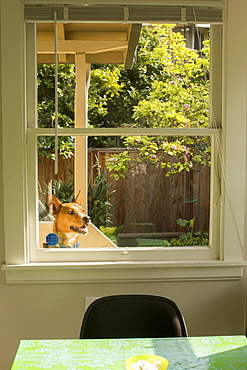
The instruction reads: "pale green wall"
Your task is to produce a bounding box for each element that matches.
[0,1,247,370]
[0,280,246,369]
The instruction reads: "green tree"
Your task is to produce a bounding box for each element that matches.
[38,64,76,159]
[88,165,116,228]
[104,24,211,177]
[37,24,210,175]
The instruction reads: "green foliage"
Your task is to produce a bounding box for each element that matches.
[99,225,124,244]
[102,24,210,178]
[44,178,74,203]
[105,135,210,178]
[38,178,74,220]
[38,24,210,177]
[88,165,116,227]
[132,25,209,128]
[105,151,132,180]
[38,136,74,160]
[88,67,124,125]
[38,64,76,159]
[170,233,209,247]
[177,216,196,235]
[135,238,171,247]
[169,217,209,246]
[38,64,75,129]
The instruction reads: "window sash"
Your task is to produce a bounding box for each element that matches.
[28,127,219,263]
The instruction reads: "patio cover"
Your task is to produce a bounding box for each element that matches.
[36,22,141,69]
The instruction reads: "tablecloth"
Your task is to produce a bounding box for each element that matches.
[11,336,247,370]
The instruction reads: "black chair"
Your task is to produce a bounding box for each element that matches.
[80,294,188,339]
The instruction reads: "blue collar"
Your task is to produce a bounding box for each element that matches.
[43,242,81,248]
[58,242,81,248]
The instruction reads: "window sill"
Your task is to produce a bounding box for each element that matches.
[2,260,246,284]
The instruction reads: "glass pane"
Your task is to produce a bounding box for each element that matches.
[37,24,210,130]
[37,64,75,129]
[38,136,77,248]
[38,135,210,248]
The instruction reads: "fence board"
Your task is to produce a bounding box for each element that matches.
[38,150,210,233]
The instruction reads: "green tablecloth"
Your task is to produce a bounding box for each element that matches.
[11,336,247,370]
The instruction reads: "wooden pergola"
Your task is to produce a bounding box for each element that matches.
[36,22,141,68]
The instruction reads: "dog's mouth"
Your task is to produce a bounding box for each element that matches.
[70,225,88,234]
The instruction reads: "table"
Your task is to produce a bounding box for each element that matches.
[11,336,247,370]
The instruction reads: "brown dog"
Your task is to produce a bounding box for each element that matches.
[46,191,90,247]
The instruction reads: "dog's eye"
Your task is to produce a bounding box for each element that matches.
[68,210,74,215]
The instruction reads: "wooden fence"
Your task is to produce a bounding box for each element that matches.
[38,149,210,234]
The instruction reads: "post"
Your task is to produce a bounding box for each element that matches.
[74,53,90,212]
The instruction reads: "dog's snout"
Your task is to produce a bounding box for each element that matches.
[83,216,90,224]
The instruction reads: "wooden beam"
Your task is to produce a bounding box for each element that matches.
[57,23,66,63]
[37,50,125,64]
[86,51,125,64]
[37,31,127,41]
[125,24,142,69]
[37,40,128,54]
[57,23,65,39]
[66,31,127,41]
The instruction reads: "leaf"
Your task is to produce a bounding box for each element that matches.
[176,218,188,227]
[189,217,195,229]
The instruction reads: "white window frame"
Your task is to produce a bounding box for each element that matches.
[2,0,246,283]
[25,20,220,264]
[28,128,219,263]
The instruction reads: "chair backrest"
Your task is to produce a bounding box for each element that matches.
[80,294,188,339]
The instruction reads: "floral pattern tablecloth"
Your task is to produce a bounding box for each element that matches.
[11,336,247,370]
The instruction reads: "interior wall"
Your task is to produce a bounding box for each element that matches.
[0,1,247,370]
[0,276,246,369]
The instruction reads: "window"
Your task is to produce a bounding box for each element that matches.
[24,7,222,263]
[2,0,246,284]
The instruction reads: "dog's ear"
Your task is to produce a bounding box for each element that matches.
[46,193,62,216]
[74,190,83,207]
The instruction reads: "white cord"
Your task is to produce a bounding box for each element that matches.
[54,11,59,174]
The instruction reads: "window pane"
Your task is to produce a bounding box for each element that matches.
[38,135,210,248]
[38,136,76,248]
[38,64,75,129]
[37,24,210,130]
